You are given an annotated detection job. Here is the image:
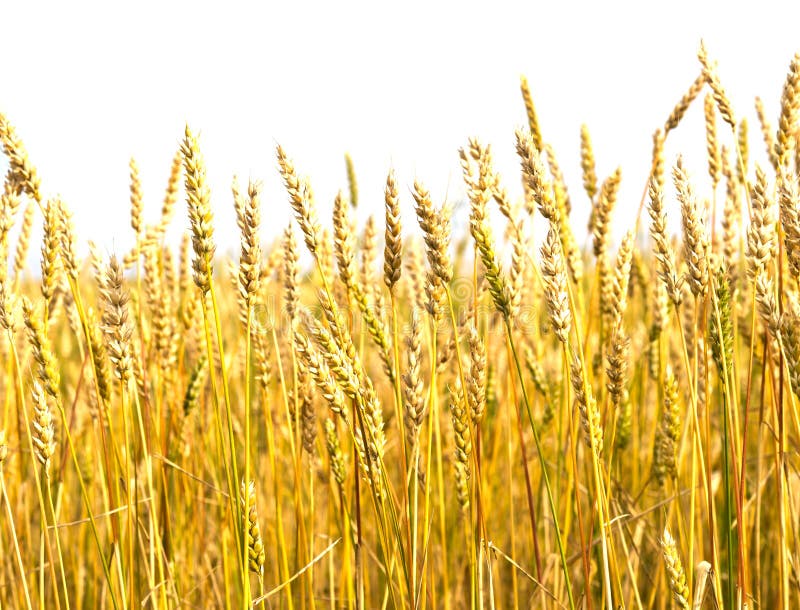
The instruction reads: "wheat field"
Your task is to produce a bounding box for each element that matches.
[0,43,798,610]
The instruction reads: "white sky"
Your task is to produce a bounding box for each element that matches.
[2,0,800,260]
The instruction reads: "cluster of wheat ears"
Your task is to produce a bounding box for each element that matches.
[0,42,799,610]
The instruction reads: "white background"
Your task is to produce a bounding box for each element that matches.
[1,0,798,262]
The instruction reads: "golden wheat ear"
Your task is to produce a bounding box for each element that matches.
[182,125,216,294]
[240,480,266,575]
[383,169,402,292]
[661,528,690,610]
[0,112,42,202]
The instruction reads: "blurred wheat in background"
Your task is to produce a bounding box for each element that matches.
[0,42,799,610]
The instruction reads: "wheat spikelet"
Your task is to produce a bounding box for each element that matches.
[781,299,800,397]
[361,216,382,311]
[609,230,634,332]
[709,267,734,380]
[413,180,452,285]
[12,202,34,281]
[237,180,262,317]
[302,305,384,454]
[721,148,742,280]
[779,172,800,280]
[99,256,134,383]
[704,94,721,187]
[405,240,426,314]
[466,324,486,425]
[509,224,526,316]
[436,330,457,376]
[282,225,299,327]
[129,157,143,237]
[0,112,41,202]
[629,249,647,302]
[775,53,800,168]
[30,381,56,475]
[519,76,543,151]
[181,125,216,293]
[40,199,62,307]
[698,41,735,128]
[240,480,266,575]
[651,129,666,193]
[491,183,514,224]
[648,283,668,365]
[570,355,602,455]
[182,353,207,420]
[745,166,777,281]
[653,368,681,485]
[516,130,558,222]
[344,152,358,209]
[540,224,571,344]
[580,124,598,201]
[615,395,632,451]
[464,141,511,317]
[592,168,621,258]
[660,528,690,610]
[664,72,706,134]
[424,271,445,323]
[737,118,749,183]
[333,193,394,381]
[599,251,615,331]
[86,307,112,404]
[22,298,61,401]
[535,143,584,285]
[333,189,356,290]
[0,187,21,285]
[755,272,781,339]
[755,96,780,170]
[383,169,402,291]
[0,278,17,333]
[524,347,556,425]
[673,158,709,298]
[162,246,177,303]
[606,324,630,410]
[448,384,471,510]
[134,152,182,252]
[294,326,348,420]
[298,357,316,456]
[276,145,321,255]
[544,143,572,216]
[402,308,425,449]
[56,198,78,282]
[159,149,182,233]
[177,231,191,293]
[324,419,346,488]
[143,245,177,371]
[364,218,384,311]
[251,327,271,392]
